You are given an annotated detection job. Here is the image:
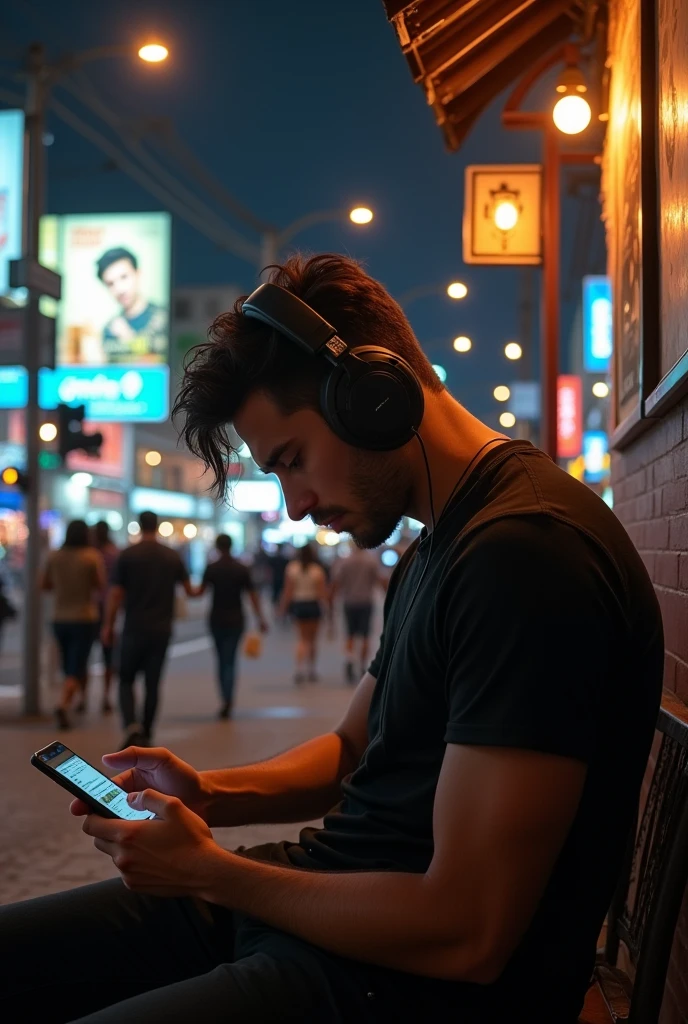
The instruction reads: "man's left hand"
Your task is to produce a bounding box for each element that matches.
[82,790,226,898]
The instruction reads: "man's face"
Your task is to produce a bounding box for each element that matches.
[100,258,140,314]
[234,391,413,549]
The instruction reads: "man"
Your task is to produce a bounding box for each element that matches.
[196,533,268,719]
[102,510,197,749]
[330,547,386,682]
[267,542,290,618]
[96,247,167,363]
[1,255,663,1022]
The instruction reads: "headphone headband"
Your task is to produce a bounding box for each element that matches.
[241,281,424,450]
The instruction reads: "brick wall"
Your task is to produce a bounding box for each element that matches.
[611,396,688,1024]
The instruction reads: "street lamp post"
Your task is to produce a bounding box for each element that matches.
[12,40,167,716]
[259,207,373,277]
[502,43,599,461]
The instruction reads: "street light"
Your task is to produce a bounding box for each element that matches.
[260,205,374,274]
[453,336,472,353]
[494,199,519,232]
[138,44,169,63]
[504,342,522,360]
[145,450,162,466]
[349,206,373,225]
[159,521,174,537]
[39,422,57,442]
[14,39,170,717]
[552,65,591,136]
[500,412,516,428]
[592,381,609,398]
[494,385,511,402]
[447,281,468,299]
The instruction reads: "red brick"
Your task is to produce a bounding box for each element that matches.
[674,445,688,480]
[669,514,688,551]
[663,480,688,516]
[647,519,671,549]
[656,551,681,588]
[654,451,676,486]
[636,492,655,520]
[656,589,688,658]
[642,551,656,577]
[675,659,688,704]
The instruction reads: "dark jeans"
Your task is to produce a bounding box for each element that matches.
[53,621,96,678]
[118,630,170,734]
[0,877,371,1022]
[210,625,243,706]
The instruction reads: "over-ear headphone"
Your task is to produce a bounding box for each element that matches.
[241,282,424,450]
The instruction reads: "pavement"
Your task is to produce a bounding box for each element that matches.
[0,594,380,906]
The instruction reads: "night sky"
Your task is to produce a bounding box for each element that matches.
[2,0,606,429]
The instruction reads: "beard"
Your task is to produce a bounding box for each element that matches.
[346,447,412,549]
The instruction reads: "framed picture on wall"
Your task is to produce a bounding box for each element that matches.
[608,0,660,448]
[644,0,688,419]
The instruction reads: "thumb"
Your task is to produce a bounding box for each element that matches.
[102,746,158,770]
[127,788,180,819]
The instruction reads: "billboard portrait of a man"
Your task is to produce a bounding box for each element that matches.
[97,247,168,363]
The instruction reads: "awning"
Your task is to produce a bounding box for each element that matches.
[382,1,584,150]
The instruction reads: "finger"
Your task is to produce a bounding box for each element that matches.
[127,788,180,819]
[92,837,119,858]
[108,769,138,793]
[69,797,91,816]
[81,815,127,841]
[102,746,168,770]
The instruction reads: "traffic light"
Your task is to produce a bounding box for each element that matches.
[1,466,29,492]
[57,404,103,463]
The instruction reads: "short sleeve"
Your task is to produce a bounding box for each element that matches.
[440,517,617,763]
[367,545,416,678]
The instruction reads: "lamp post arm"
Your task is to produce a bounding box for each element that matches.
[277,208,347,249]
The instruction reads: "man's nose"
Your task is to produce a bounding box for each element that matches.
[283,486,317,523]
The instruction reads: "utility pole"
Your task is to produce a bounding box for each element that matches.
[10,43,61,716]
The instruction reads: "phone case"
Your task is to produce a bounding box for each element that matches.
[30,752,120,819]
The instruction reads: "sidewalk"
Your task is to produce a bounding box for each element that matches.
[0,604,376,906]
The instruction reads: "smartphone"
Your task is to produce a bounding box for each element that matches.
[31,741,155,820]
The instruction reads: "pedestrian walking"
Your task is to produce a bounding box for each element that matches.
[197,533,268,719]
[279,542,327,683]
[92,520,120,713]
[41,519,106,731]
[0,576,17,653]
[101,510,198,748]
[267,543,290,619]
[329,547,386,683]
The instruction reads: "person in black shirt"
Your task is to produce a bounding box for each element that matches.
[197,534,267,719]
[102,510,198,748]
[3,255,663,1023]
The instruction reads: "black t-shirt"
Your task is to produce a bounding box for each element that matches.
[202,555,253,629]
[112,540,188,634]
[246,441,663,1020]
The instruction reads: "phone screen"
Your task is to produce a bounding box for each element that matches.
[39,743,155,820]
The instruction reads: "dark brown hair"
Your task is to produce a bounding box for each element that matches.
[173,253,442,497]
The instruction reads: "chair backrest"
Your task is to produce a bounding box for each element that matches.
[602,693,688,1024]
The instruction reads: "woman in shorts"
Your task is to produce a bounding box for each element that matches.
[41,520,106,730]
[280,543,327,683]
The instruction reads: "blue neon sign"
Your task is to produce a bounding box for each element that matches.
[583,276,612,374]
[582,430,609,483]
[0,365,169,421]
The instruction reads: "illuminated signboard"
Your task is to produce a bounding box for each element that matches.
[230,480,282,513]
[557,375,583,459]
[582,430,609,483]
[583,276,612,373]
[0,110,24,298]
[0,365,168,421]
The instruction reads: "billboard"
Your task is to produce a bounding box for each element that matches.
[41,212,171,366]
[0,110,24,298]
[582,276,613,373]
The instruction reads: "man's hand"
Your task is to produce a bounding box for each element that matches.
[82,790,226,897]
[69,747,211,821]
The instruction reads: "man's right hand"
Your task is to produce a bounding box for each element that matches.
[69,747,211,822]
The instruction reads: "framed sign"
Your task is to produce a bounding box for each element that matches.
[644,0,688,418]
[606,0,660,447]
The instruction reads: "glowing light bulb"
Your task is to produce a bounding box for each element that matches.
[494,200,519,232]
[447,282,468,299]
[349,207,373,225]
[553,95,592,135]
[493,385,511,402]
[138,44,168,63]
[453,336,472,353]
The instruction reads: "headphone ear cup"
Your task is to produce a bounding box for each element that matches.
[321,347,424,450]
